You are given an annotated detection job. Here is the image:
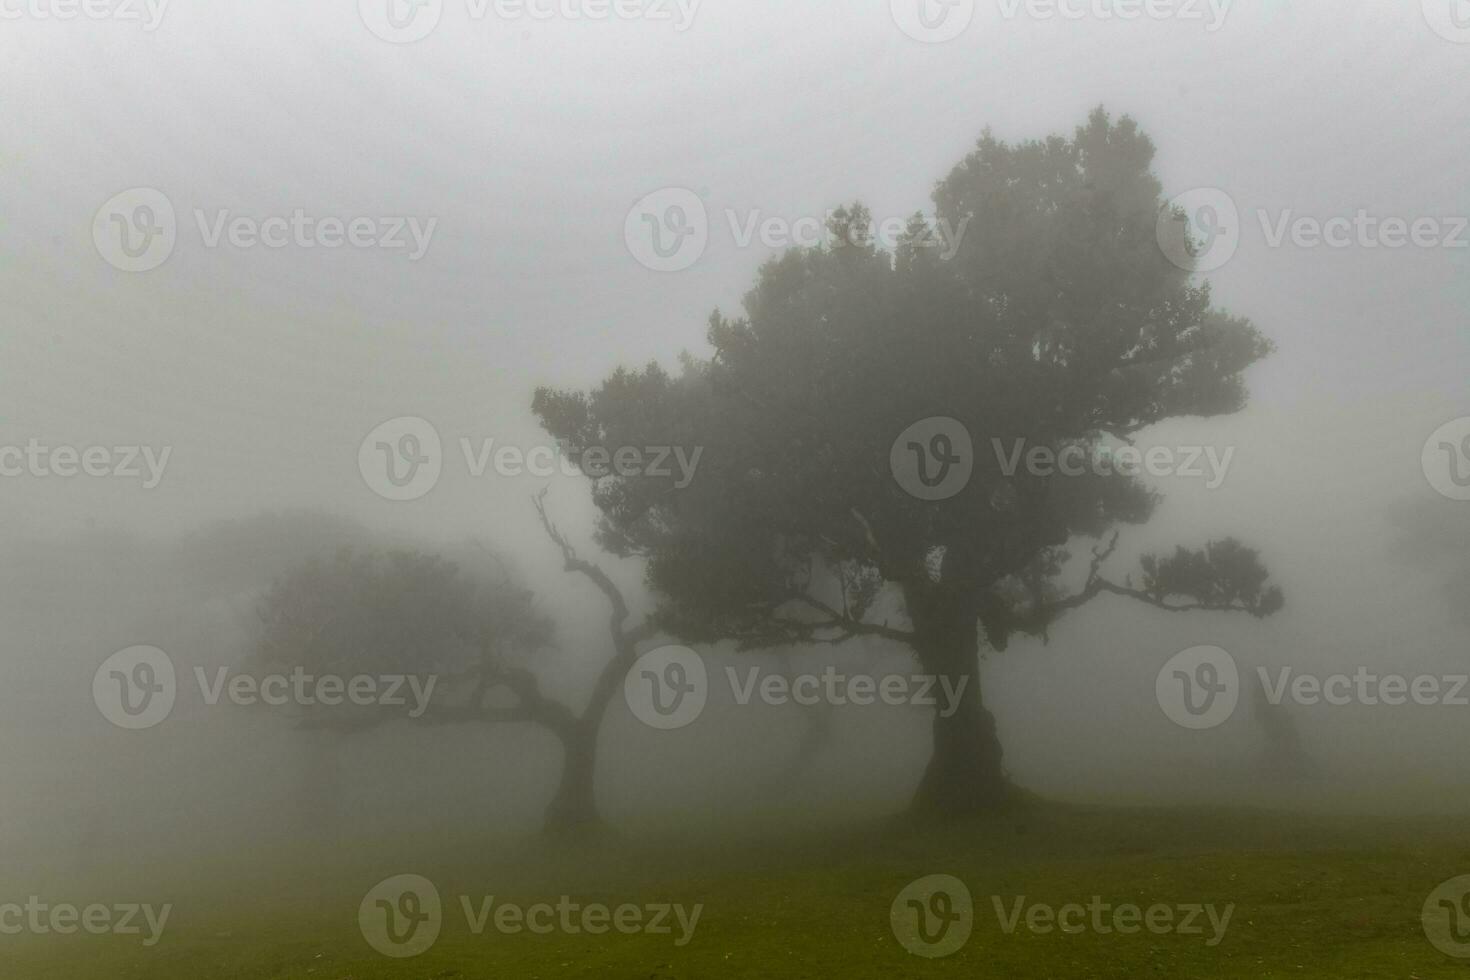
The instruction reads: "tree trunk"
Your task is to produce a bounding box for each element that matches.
[490,661,612,837]
[906,589,1009,818]
[535,643,634,837]
[542,720,601,836]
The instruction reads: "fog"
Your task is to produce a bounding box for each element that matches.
[2,1,1468,974]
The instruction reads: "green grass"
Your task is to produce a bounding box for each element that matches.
[4,804,1470,978]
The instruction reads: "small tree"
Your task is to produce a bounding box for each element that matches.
[254,548,572,830]
[256,538,676,836]
[1388,500,1470,627]
[527,490,660,833]
[535,109,1284,819]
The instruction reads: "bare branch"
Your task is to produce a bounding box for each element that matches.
[533,488,631,627]
[850,507,883,561]
[533,489,653,654]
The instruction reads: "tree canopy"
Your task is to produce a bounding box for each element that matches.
[535,109,1282,654]
[535,108,1284,815]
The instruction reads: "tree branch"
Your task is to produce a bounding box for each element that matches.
[534,488,637,636]
[1017,532,1280,639]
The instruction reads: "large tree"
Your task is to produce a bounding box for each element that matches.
[535,109,1283,818]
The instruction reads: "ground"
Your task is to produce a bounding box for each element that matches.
[4,804,1468,978]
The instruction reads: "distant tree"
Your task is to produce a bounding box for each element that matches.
[535,108,1284,819]
[253,548,580,832]
[1387,500,1470,626]
[1251,683,1312,781]
[175,510,372,599]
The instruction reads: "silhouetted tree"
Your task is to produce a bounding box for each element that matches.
[1251,683,1312,781]
[1387,500,1470,627]
[535,109,1283,818]
[253,548,570,831]
[529,490,659,834]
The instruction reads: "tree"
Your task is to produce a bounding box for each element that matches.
[534,108,1284,818]
[255,534,668,836]
[529,490,658,833]
[253,547,567,831]
[1387,500,1470,627]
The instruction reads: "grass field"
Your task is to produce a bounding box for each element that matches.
[4,803,1469,978]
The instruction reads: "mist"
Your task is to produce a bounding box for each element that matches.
[3,2,1468,975]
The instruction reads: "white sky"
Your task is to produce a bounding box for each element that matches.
[1,0,1465,561]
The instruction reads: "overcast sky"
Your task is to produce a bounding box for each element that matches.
[1,0,1464,548]
[0,0,1467,853]
[0,0,1464,669]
